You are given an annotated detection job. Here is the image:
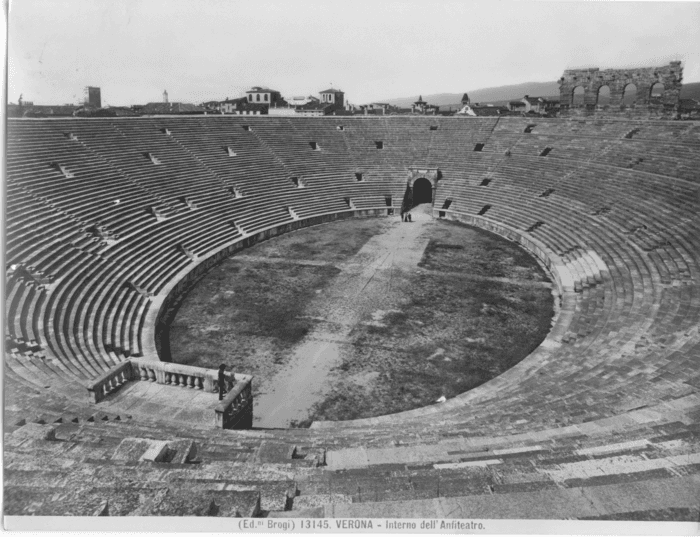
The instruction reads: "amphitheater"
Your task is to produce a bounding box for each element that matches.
[5,110,700,521]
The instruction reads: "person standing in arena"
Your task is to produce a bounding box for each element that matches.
[218,364,228,401]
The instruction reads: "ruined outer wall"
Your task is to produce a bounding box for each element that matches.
[559,62,683,118]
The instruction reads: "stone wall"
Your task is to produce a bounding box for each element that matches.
[558,62,683,118]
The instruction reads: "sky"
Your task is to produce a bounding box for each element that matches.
[7,0,700,106]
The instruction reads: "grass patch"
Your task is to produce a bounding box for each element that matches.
[307,220,554,422]
[418,219,547,281]
[168,216,554,421]
[168,218,388,391]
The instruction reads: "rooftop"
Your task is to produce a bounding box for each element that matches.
[141,102,205,114]
[299,102,331,111]
[246,87,280,93]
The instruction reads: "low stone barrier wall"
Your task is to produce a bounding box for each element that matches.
[130,357,220,391]
[86,359,253,428]
[214,375,254,430]
[86,361,134,403]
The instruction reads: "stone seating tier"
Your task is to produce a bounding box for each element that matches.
[5,116,699,520]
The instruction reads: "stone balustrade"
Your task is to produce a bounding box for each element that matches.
[130,358,218,392]
[86,361,134,403]
[87,359,253,428]
[215,375,254,430]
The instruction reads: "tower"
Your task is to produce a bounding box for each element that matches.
[163,90,169,103]
[84,86,101,108]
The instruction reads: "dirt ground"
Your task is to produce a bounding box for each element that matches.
[168,210,553,427]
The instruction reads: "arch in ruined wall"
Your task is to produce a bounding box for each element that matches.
[597,85,611,106]
[622,83,638,106]
[558,62,683,111]
[572,86,585,106]
[649,82,665,102]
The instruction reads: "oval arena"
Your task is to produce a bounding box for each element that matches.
[5,115,700,519]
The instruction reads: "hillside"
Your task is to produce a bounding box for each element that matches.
[681,82,700,100]
[380,82,560,108]
[380,81,700,108]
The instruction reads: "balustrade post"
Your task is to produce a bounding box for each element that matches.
[204,373,215,392]
[87,361,136,404]
[127,362,136,381]
[155,369,166,384]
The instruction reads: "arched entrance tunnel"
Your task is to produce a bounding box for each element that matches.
[411,177,433,207]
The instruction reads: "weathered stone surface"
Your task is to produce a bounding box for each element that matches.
[256,441,296,463]
[4,115,700,522]
[168,439,197,464]
[133,488,261,517]
[559,62,683,118]
[141,440,170,462]
[10,423,56,442]
[111,437,153,461]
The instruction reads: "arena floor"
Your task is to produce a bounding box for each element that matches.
[169,206,554,427]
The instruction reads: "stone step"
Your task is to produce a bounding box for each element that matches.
[322,475,700,520]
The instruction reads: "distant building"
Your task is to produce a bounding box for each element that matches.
[509,95,558,114]
[508,100,527,113]
[369,103,391,112]
[471,104,509,117]
[139,102,205,115]
[246,87,284,106]
[453,93,475,116]
[163,90,169,103]
[214,87,344,116]
[359,103,394,115]
[201,100,223,113]
[287,95,319,107]
[295,102,331,116]
[319,88,345,111]
[412,95,427,112]
[7,103,78,118]
[223,98,269,115]
[75,105,139,117]
[411,95,440,115]
[220,97,249,114]
[84,86,101,108]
